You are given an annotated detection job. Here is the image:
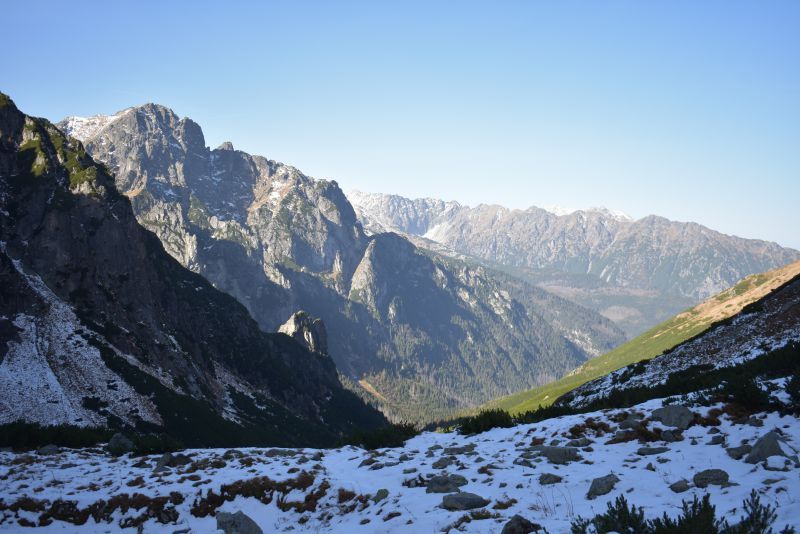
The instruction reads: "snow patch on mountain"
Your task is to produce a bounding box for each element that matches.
[59,109,133,142]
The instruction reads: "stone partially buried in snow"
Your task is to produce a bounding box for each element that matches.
[651,405,694,429]
[216,510,263,534]
[693,469,729,488]
[587,474,620,499]
[529,445,581,464]
[107,433,135,456]
[441,492,490,511]
[746,431,796,464]
[669,479,690,493]
[727,444,752,460]
[501,514,543,533]
[426,474,468,493]
[538,473,563,485]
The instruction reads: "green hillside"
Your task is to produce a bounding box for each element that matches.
[485,259,800,415]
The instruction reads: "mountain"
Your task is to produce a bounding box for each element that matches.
[348,190,800,336]
[487,259,800,414]
[0,93,385,447]
[58,106,625,422]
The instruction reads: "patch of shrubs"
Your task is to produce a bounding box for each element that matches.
[718,377,772,412]
[786,370,800,413]
[0,421,111,450]
[457,409,513,435]
[343,422,419,449]
[571,491,795,534]
[129,433,184,456]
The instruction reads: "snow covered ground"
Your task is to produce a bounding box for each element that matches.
[1,394,798,532]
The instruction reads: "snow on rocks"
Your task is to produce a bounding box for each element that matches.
[1,396,798,532]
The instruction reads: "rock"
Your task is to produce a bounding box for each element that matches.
[529,445,580,465]
[278,311,328,355]
[661,430,681,442]
[746,416,764,427]
[426,474,468,493]
[651,405,693,429]
[538,473,562,485]
[637,446,669,456]
[746,431,794,464]
[645,462,655,471]
[764,455,791,471]
[36,444,60,456]
[372,489,389,503]
[432,456,454,469]
[359,457,378,467]
[107,433,135,456]
[501,514,542,533]
[587,474,620,499]
[619,414,644,430]
[669,480,690,493]
[444,443,476,455]
[441,492,490,511]
[216,510,262,534]
[155,452,191,470]
[566,437,591,447]
[727,444,752,460]
[707,435,725,446]
[693,469,729,488]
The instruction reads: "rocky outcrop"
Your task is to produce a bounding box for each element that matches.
[279,311,328,355]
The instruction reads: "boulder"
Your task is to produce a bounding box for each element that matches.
[501,514,542,533]
[746,431,795,464]
[432,456,454,469]
[538,473,563,485]
[651,405,693,429]
[587,474,620,499]
[529,445,580,465]
[444,443,476,455]
[107,433,135,456]
[669,480,690,493]
[426,474,468,493]
[216,510,262,534]
[372,489,389,503]
[441,492,490,511]
[693,469,729,488]
[155,452,191,471]
[566,437,591,447]
[637,446,669,456]
[36,444,60,456]
[727,444,752,460]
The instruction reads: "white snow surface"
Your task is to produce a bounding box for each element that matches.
[1,395,798,532]
[59,109,133,142]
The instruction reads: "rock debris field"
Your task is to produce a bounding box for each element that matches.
[1,395,798,533]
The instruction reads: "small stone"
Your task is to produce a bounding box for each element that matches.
[441,492,490,511]
[538,473,562,485]
[529,445,580,465]
[746,416,764,427]
[693,469,729,488]
[587,474,620,499]
[444,444,476,455]
[373,489,389,503]
[432,456,454,469]
[669,480,690,493]
[426,474,468,493]
[707,435,725,446]
[216,510,262,534]
[566,437,591,447]
[661,430,681,443]
[645,463,655,472]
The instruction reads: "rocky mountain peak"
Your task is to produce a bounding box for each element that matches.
[279,311,329,355]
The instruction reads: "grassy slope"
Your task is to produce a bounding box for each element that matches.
[485,259,800,414]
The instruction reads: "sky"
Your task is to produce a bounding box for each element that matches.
[5,1,800,249]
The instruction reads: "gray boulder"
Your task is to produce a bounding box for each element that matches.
[444,443,476,455]
[36,444,60,456]
[651,405,693,429]
[372,489,389,503]
[432,456,454,469]
[529,445,580,464]
[107,433,135,456]
[426,474,468,493]
[745,431,795,464]
[637,446,669,456]
[587,474,620,499]
[693,469,729,488]
[669,480,690,493]
[216,510,262,534]
[727,444,752,460]
[502,514,541,533]
[566,437,592,447]
[441,492,490,511]
[538,473,563,485]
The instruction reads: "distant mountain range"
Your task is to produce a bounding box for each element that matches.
[0,93,385,447]
[58,105,624,422]
[348,190,800,336]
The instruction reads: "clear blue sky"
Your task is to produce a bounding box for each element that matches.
[6,1,800,249]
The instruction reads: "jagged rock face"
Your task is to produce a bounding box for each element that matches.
[348,191,800,335]
[59,104,625,422]
[279,312,328,355]
[0,94,385,446]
